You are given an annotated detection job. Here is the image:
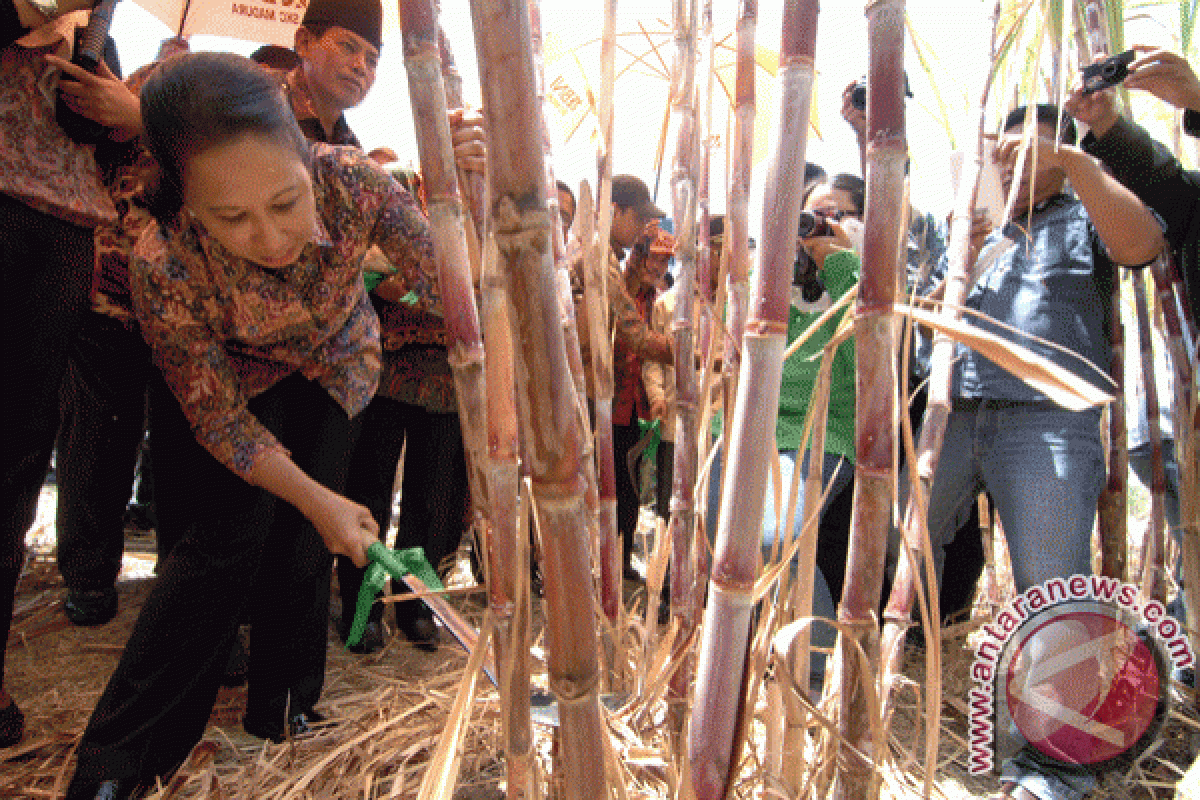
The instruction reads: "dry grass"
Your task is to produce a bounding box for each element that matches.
[4,491,1196,798]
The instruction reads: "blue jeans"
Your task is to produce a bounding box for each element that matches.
[928,403,1105,800]
[706,446,851,675]
[926,405,1104,593]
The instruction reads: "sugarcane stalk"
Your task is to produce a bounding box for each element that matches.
[469,0,608,794]
[1150,254,1200,658]
[1077,0,1129,581]
[575,0,623,651]
[437,24,487,248]
[687,3,818,797]
[722,0,756,445]
[482,208,537,800]
[832,2,907,798]
[878,0,1005,740]
[1132,270,1169,604]
[402,7,534,794]
[664,0,701,732]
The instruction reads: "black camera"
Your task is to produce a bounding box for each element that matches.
[796,209,836,238]
[850,79,868,112]
[1081,49,1136,95]
[792,248,824,302]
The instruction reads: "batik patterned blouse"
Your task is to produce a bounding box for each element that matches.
[0,23,117,228]
[131,143,438,478]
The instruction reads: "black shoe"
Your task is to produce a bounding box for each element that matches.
[244,708,326,743]
[344,620,386,655]
[397,609,438,653]
[0,699,24,748]
[65,588,118,627]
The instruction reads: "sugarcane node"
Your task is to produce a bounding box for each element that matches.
[527,475,588,504]
[745,319,789,336]
[547,673,602,704]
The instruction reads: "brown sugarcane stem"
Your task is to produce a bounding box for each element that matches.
[834,2,907,798]
[572,182,622,675]
[665,0,700,727]
[688,2,818,797]
[469,0,609,795]
[723,0,756,422]
[879,0,1003,730]
[481,246,537,800]
[1133,271,1169,603]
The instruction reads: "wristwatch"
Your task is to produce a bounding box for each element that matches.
[26,0,59,18]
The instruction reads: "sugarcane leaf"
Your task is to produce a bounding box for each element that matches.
[415,611,493,800]
[900,304,1113,409]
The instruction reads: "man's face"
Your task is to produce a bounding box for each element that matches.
[295,26,379,114]
[611,204,650,249]
[1002,121,1066,215]
[557,188,576,239]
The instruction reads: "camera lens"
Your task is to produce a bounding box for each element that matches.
[797,210,830,238]
[851,84,867,111]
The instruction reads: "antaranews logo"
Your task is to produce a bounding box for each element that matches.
[968,575,1193,775]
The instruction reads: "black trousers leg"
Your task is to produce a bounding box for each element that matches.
[56,312,151,591]
[338,395,411,626]
[69,375,360,791]
[654,440,674,522]
[394,407,468,575]
[0,195,93,685]
[613,422,644,567]
[246,377,361,723]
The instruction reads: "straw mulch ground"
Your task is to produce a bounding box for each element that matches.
[3,491,1197,798]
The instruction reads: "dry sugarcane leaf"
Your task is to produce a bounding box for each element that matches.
[900,304,1112,410]
[416,610,493,800]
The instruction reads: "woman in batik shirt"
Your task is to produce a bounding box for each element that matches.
[66,52,439,800]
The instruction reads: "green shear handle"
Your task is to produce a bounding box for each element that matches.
[345,541,444,648]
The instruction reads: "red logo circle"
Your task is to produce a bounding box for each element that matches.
[1002,604,1165,768]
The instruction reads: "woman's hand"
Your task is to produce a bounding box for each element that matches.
[801,218,853,270]
[307,489,379,568]
[45,54,142,140]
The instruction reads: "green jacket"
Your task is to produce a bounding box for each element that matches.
[774,249,859,460]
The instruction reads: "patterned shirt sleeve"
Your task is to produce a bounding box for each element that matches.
[131,226,286,479]
[319,146,440,315]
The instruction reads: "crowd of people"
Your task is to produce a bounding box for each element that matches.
[1,1,1197,799]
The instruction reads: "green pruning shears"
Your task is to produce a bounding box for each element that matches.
[345,541,444,648]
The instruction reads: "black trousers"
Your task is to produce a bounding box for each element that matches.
[337,395,468,625]
[654,439,675,522]
[55,311,152,591]
[69,374,361,790]
[0,194,94,684]
[613,422,643,565]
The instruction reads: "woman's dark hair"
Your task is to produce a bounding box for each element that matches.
[831,173,866,217]
[140,51,311,225]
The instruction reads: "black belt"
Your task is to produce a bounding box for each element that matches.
[950,397,1060,413]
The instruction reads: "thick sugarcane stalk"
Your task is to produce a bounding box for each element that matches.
[879,0,1004,734]
[687,3,818,797]
[1078,0,1129,581]
[482,215,536,800]
[1149,255,1200,658]
[468,0,608,795]
[1133,270,1169,603]
[665,0,700,729]
[398,0,487,565]
[722,0,756,446]
[402,8,534,794]
[833,3,907,798]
